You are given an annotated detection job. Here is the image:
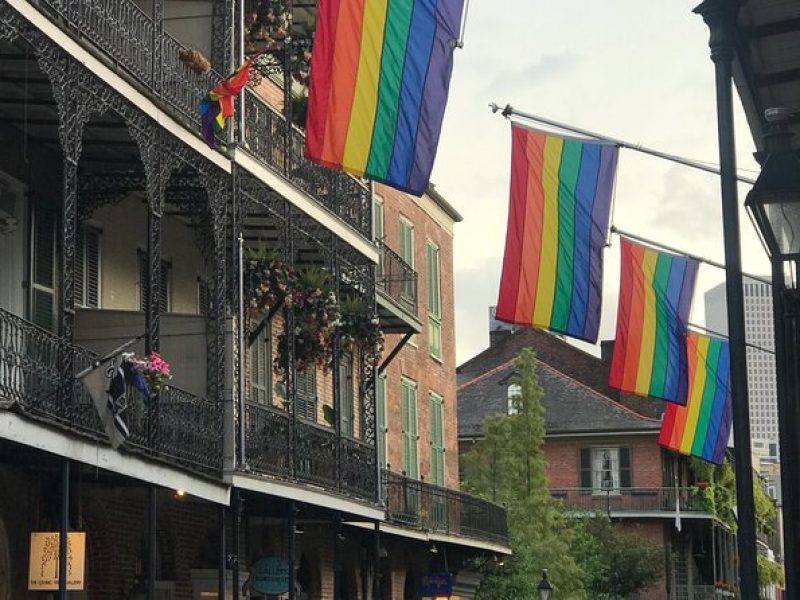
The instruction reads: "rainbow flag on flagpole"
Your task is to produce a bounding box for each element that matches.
[199,58,255,148]
[609,238,698,404]
[659,331,732,465]
[304,0,465,195]
[495,124,618,343]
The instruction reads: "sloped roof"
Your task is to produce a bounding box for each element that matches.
[457,356,661,439]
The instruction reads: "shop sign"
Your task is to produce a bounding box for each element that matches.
[251,557,290,595]
[419,572,452,597]
[28,532,86,591]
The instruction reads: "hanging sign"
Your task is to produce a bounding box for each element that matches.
[419,572,452,597]
[251,557,290,595]
[28,531,86,591]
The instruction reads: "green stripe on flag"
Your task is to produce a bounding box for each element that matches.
[693,340,722,456]
[551,140,582,330]
[649,255,673,397]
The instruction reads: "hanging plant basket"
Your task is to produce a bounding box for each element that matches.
[338,297,385,368]
[244,246,294,318]
[274,266,340,375]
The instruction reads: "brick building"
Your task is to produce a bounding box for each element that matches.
[0,1,508,598]
[457,327,739,599]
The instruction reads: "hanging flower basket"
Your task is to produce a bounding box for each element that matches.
[338,297,385,367]
[127,352,173,394]
[274,266,340,375]
[244,246,295,318]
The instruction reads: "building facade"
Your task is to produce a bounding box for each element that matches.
[457,326,741,599]
[705,278,779,460]
[0,2,507,598]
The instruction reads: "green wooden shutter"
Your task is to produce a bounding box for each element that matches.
[580,448,592,488]
[401,379,418,479]
[339,352,354,436]
[377,374,387,468]
[31,202,56,331]
[296,368,317,421]
[620,447,632,488]
[429,394,445,486]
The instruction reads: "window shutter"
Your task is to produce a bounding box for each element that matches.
[580,448,592,488]
[620,447,632,488]
[75,231,84,307]
[85,228,100,308]
[296,368,317,421]
[339,353,354,436]
[31,204,56,331]
[377,375,387,468]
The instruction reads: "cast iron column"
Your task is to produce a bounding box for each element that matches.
[58,458,70,600]
[693,1,758,597]
[218,505,227,600]
[232,489,241,599]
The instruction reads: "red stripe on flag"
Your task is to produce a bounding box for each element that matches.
[621,242,647,392]
[516,130,546,323]
[305,0,342,160]
[609,240,634,390]
[659,402,679,448]
[496,125,530,323]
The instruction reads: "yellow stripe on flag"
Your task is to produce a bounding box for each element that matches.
[532,136,563,328]
[635,249,658,395]
[681,335,709,454]
[342,0,389,175]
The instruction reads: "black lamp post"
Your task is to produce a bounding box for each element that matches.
[537,569,553,600]
[744,107,800,600]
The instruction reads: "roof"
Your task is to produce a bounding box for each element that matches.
[457,355,661,439]
[730,0,800,154]
[425,183,463,223]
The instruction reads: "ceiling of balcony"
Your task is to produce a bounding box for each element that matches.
[734,0,800,153]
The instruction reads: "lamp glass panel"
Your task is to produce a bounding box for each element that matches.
[764,194,800,256]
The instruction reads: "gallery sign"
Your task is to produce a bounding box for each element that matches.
[251,557,290,595]
[419,572,452,597]
[28,532,86,591]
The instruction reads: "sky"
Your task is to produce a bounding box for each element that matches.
[429,0,771,364]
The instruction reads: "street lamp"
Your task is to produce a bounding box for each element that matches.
[537,569,553,600]
[744,106,800,600]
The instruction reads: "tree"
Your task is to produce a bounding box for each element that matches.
[570,516,662,599]
[461,349,586,599]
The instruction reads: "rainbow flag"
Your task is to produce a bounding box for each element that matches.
[609,239,698,404]
[659,332,732,465]
[304,0,464,195]
[200,59,253,148]
[495,125,619,343]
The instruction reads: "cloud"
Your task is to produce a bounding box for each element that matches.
[481,51,582,96]
[454,256,503,363]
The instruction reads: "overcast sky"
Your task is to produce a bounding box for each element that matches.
[429,0,770,364]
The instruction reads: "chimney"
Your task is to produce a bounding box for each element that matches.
[600,340,615,363]
[490,329,512,348]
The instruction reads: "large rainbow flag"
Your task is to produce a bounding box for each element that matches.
[305,0,464,195]
[609,239,698,404]
[658,332,732,465]
[495,125,619,343]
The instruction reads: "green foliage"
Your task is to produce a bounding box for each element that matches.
[689,458,737,530]
[757,555,784,587]
[462,349,585,599]
[570,516,662,599]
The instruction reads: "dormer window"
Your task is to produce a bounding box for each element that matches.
[507,384,521,415]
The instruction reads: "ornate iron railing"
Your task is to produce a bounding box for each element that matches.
[243,401,378,501]
[550,487,712,514]
[0,308,222,473]
[376,240,418,315]
[244,90,372,237]
[34,0,220,126]
[671,584,730,600]
[382,470,509,546]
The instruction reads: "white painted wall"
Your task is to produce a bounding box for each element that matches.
[0,173,27,317]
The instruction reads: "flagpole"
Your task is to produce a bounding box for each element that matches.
[75,333,145,379]
[610,226,771,285]
[489,103,757,185]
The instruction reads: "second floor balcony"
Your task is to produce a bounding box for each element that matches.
[551,487,713,518]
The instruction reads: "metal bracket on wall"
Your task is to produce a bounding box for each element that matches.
[377,331,413,375]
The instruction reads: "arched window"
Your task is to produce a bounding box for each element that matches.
[507,384,521,415]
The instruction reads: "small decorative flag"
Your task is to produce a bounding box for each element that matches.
[304,0,465,195]
[81,352,150,449]
[200,60,254,148]
[658,332,733,465]
[495,124,619,343]
[609,239,698,404]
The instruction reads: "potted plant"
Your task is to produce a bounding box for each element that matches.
[244,245,294,318]
[338,296,385,368]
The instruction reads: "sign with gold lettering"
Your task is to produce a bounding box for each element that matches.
[28,532,86,591]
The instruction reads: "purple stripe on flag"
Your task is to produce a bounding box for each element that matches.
[674,260,699,404]
[582,144,618,340]
[712,399,732,464]
[406,0,463,195]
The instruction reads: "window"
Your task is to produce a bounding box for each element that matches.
[429,393,445,486]
[75,226,101,308]
[426,241,442,360]
[377,373,388,468]
[507,384,521,415]
[138,251,171,313]
[31,202,56,331]
[401,378,418,479]
[339,352,355,437]
[399,218,414,302]
[249,323,271,404]
[580,447,631,494]
[296,368,317,421]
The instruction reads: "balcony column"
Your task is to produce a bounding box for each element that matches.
[284,206,296,475]
[151,0,163,95]
[232,165,246,467]
[288,501,297,600]
[693,1,758,597]
[282,0,294,173]
[331,235,342,488]
[212,0,235,75]
[372,521,382,600]
[58,458,70,600]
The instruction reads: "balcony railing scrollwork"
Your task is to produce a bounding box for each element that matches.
[550,487,712,514]
[376,240,418,315]
[0,308,223,473]
[382,470,509,546]
[243,401,378,502]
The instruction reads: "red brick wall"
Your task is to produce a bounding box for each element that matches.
[621,520,667,600]
[545,434,664,489]
[376,183,459,489]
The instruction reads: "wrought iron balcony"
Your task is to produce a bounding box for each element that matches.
[382,470,509,546]
[0,308,223,474]
[376,240,418,316]
[550,487,712,515]
[243,401,378,502]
